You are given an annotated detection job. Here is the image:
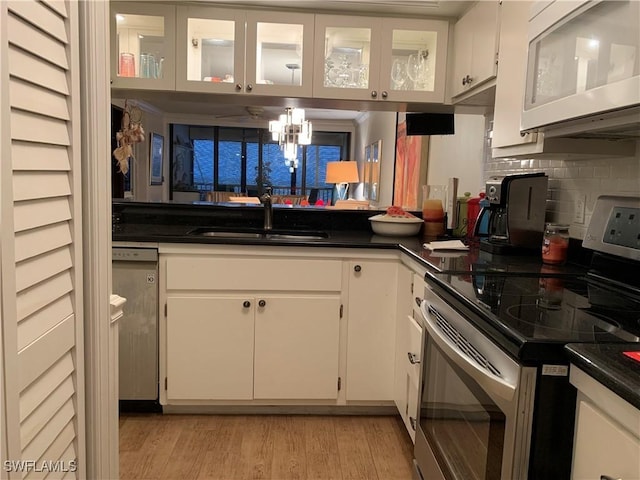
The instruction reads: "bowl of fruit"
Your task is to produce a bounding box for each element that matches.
[368,206,423,237]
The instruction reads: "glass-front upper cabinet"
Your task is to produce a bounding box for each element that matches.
[314,16,448,103]
[176,8,314,97]
[176,6,246,94]
[379,18,449,103]
[313,15,382,101]
[245,11,314,97]
[110,2,176,90]
[522,0,640,131]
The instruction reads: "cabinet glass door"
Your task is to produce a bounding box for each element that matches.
[324,26,372,89]
[176,6,245,94]
[111,3,175,90]
[245,12,315,97]
[379,19,449,103]
[314,15,382,101]
[525,1,639,109]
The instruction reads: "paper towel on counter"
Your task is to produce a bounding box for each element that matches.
[423,240,469,251]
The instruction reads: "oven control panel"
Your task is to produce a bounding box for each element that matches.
[583,195,640,261]
[604,206,640,249]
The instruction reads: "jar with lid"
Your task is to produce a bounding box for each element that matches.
[542,224,570,264]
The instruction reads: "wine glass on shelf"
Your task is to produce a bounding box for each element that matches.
[407,49,429,90]
[391,58,408,90]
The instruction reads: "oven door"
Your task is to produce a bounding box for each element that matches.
[415,286,530,480]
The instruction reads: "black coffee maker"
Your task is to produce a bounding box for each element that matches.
[474,173,548,254]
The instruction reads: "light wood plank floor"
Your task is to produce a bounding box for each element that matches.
[119,414,414,480]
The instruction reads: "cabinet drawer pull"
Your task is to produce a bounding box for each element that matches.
[409,417,416,431]
[258,299,266,307]
[600,476,622,480]
[243,300,251,308]
[415,296,423,307]
[354,265,362,273]
[408,352,420,364]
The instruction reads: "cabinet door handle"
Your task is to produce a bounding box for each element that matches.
[408,352,420,364]
[235,83,242,91]
[381,90,388,98]
[246,83,253,92]
[354,265,362,273]
[462,74,473,86]
[409,417,416,431]
[243,300,251,308]
[415,296,423,307]
[370,90,377,98]
[600,476,622,480]
[258,299,266,307]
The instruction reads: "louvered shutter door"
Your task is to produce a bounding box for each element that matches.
[2,1,85,478]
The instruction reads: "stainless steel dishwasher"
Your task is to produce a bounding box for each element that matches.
[112,247,160,410]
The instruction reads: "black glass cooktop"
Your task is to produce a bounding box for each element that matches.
[433,271,640,345]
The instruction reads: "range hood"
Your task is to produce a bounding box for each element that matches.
[539,106,640,141]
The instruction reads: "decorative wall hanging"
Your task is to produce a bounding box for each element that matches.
[113,100,145,174]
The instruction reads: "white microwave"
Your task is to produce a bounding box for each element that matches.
[521,0,640,136]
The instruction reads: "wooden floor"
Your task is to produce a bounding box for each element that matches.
[119,414,415,480]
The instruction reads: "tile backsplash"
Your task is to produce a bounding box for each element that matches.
[485,146,640,239]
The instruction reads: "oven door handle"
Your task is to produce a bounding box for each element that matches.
[420,300,516,402]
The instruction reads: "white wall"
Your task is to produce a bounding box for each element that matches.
[426,114,486,199]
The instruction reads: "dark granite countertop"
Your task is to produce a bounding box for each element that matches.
[565,343,640,410]
[114,201,640,400]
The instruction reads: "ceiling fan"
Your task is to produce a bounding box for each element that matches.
[211,106,267,123]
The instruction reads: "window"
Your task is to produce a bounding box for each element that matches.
[170,124,349,204]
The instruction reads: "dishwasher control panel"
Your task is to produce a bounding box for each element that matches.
[112,247,158,262]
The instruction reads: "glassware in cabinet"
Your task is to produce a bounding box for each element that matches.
[110,2,176,90]
[314,15,448,103]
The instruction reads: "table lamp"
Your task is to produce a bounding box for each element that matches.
[326,161,359,203]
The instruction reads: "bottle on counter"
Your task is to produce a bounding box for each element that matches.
[542,223,570,264]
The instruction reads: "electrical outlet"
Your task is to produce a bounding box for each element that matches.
[574,195,586,224]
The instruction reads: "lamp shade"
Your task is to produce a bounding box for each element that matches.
[325,161,359,184]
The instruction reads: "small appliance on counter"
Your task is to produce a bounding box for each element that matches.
[474,172,548,253]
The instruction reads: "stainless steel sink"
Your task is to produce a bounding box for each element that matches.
[266,233,327,240]
[187,227,328,240]
[196,231,263,238]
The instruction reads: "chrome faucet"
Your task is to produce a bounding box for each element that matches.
[260,187,273,231]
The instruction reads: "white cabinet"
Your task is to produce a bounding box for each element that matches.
[491,1,539,154]
[450,1,500,101]
[254,295,340,399]
[394,270,426,442]
[110,2,176,90]
[176,5,314,97]
[570,366,640,480]
[313,15,449,103]
[166,296,254,400]
[346,259,399,401]
[161,250,343,403]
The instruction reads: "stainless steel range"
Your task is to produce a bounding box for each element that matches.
[413,195,640,480]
